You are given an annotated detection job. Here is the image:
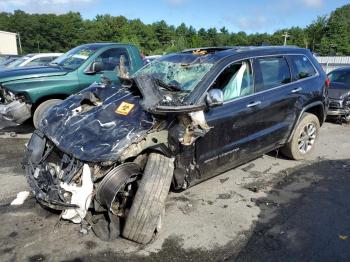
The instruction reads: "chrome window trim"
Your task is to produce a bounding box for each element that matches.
[288,54,318,81]
[255,55,292,93]
[200,53,320,105]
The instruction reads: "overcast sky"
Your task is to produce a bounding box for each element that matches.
[0,0,348,33]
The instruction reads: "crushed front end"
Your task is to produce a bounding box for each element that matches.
[0,85,31,124]
[24,129,146,228]
[24,130,90,213]
[23,50,219,241]
[328,98,350,121]
[22,80,173,241]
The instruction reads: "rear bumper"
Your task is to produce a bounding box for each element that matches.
[0,100,32,124]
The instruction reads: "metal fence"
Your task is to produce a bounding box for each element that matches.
[315,56,350,73]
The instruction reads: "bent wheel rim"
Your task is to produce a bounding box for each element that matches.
[298,123,316,154]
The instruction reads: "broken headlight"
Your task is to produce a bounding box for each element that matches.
[5,88,27,103]
[15,93,27,103]
[345,99,350,109]
[0,86,16,103]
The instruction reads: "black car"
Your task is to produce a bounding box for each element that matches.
[23,46,328,244]
[327,67,350,122]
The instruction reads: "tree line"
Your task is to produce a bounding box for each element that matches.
[0,4,349,56]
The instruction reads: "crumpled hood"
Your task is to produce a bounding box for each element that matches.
[40,83,155,162]
[328,82,350,100]
[0,66,69,84]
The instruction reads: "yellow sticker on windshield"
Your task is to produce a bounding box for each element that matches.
[116,102,135,115]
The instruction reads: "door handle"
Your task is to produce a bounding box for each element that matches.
[291,87,302,93]
[246,101,262,108]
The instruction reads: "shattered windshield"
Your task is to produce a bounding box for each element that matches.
[50,45,99,70]
[134,53,215,93]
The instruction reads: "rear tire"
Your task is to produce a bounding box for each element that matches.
[281,113,320,160]
[122,153,174,244]
[33,99,62,129]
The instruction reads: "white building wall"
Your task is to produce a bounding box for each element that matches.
[0,31,18,55]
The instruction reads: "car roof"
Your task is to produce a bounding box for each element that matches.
[180,46,309,63]
[25,53,62,57]
[78,42,130,48]
[329,66,350,73]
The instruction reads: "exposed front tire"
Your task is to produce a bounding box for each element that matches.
[122,153,174,244]
[281,113,320,160]
[33,99,62,129]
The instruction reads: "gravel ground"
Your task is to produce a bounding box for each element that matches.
[0,120,349,262]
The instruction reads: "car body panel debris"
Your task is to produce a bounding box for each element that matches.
[10,191,30,206]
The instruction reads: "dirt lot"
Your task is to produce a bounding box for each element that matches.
[0,120,349,262]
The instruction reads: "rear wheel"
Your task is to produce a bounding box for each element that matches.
[33,99,62,128]
[281,113,320,160]
[122,153,174,244]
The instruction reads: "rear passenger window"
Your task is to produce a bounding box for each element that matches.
[256,57,291,92]
[289,55,316,80]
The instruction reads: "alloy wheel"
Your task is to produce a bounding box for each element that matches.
[298,123,316,154]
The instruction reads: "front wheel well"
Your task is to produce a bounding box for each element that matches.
[32,94,69,113]
[304,104,325,126]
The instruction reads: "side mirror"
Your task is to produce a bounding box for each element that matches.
[206,89,224,107]
[89,61,103,74]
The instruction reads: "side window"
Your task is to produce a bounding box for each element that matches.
[211,60,254,101]
[289,55,317,80]
[95,48,130,72]
[25,58,42,67]
[41,56,57,63]
[256,57,291,92]
[39,57,56,65]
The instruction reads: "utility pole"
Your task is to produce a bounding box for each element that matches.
[17,33,23,55]
[37,39,40,53]
[282,32,290,46]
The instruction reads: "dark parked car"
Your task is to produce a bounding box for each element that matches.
[24,46,328,244]
[327,67,350,122]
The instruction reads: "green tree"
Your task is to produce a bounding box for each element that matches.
[0,4,349,55]
[319,4,350,55]
[306,15,328,53]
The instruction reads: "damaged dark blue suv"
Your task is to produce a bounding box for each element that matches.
[24,46,328,244]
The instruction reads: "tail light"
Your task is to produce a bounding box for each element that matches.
[325,78,330,88]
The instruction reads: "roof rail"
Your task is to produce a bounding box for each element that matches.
[182,45,302,54]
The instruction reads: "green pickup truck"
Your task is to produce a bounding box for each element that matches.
[0,43,144,128]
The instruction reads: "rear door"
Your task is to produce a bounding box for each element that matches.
[250,56,300,150]
[286,54,318,112]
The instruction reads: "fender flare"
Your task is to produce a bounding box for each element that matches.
[287,101,325,143]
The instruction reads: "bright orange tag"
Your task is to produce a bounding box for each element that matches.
[115,102,135,115]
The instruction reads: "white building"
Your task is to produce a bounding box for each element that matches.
[0,31,18,55]
[316,56,350,73]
